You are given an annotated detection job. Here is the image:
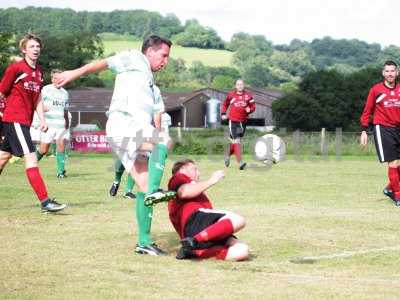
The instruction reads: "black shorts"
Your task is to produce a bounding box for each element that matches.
[0,122,36,157]
[184,209,233,249]
[229,120,246,139]
[372,125,400,163]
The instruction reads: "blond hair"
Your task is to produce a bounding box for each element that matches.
[19,33,42,51]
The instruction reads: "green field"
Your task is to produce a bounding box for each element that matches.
[102,38,234,68]
[1,154,400,299]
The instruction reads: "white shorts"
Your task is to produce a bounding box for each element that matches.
[30,126,41,143]
[106,122,169,172]
[40,127,69,144]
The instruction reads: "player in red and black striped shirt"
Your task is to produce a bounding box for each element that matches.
[167,159,249,261]
[221,79,256,170]
[0,34,66,212]
[360,60,400,206]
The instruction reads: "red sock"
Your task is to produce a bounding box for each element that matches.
[229,144,234,156]
[26,167,49,202]
[193,245,229,260]
[233,143,242,162]
[388,167,400,196]
[194,219,234,243]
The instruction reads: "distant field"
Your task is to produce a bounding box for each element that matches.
[102,38,234,68]
[1,154,400,299]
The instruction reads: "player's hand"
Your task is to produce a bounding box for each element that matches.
[245,107,251,113]
[40,122,48,133]
[53,70,76,88]
[43,105,49,112]
[209,170,225,185]
[360,131,368,146]
[221,114,227,120]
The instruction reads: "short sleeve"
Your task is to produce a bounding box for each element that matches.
[168,173,190,192]
[64,90,70,109]
[0,64,17,96]
[107,50,140,74]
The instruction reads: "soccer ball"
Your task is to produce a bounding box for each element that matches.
[254,134,286,164]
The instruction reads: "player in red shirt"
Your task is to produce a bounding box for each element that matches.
[221,79,256,170]
[0,34,66,212]
[0,94,5,141]
[360,60,400,206]
[166,159,249,261]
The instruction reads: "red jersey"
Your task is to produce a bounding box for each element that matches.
[360,81,400,129]
[168,172,213,238]
[0,59,43,126]
[221,90,256,122]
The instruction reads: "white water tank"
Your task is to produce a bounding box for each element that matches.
[205,98,221,128]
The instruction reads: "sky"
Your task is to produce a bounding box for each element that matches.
[1,0,399,46]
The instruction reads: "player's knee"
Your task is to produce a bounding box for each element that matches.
[226,243,249,261]
[229,213,246,231]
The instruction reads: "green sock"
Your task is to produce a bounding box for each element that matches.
[148,144,168,194]
[124,175,135,194]
[114,159,125,184]
[36,149,44,161]
[56,151,65,174]
[50,143,56,156]
[135,192,153,246]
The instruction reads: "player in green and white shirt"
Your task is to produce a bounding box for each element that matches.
[54,36,174,256]
[109,85,169,200]
[35,69,70,178]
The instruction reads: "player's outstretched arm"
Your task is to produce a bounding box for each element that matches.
[54,59,108,88]
[178,170,225,199]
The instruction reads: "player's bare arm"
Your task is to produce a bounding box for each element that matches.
[54,59,108,87]
[360,130,368,146]
[153,112,162,129]
[178,170,225,199]
[35,98,48,132]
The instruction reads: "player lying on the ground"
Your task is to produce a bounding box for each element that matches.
[54,35,175,255]
[163,159,249,261]
[0,33,66,213]
[360,60,400,206]
[33,69,70,178]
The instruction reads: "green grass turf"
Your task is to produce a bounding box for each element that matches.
[1,155,400,299]
[102,40,234,68]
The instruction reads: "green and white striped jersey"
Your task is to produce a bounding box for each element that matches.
[41,84,69,129]
[106,50,163,136]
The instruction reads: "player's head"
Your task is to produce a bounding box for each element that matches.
[172,158,199,181]
[382,60,398,85]
[50,69,62,86]
[142,35,172,72]
[235,79,245,93]
[19,33,42,62]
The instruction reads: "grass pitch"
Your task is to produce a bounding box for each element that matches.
[1,154,400,299]
[102,39,234,68]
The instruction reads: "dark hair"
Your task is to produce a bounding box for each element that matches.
[384,60,398,68]
[172,159,195,174]
[141,35,172,54]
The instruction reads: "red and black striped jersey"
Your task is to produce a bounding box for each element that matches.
[360,81,400,129]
